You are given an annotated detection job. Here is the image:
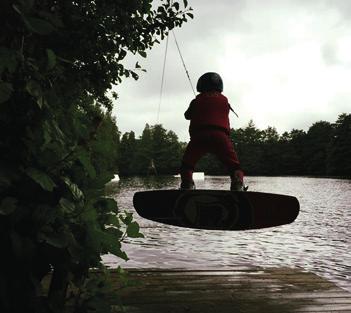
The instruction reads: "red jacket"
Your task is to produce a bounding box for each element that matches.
[185,92,230,135]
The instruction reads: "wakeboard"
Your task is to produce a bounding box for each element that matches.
[133,190,299,230]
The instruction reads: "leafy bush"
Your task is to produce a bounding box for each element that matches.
[0,0,191,312]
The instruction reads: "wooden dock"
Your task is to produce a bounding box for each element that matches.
[110,267,351,313]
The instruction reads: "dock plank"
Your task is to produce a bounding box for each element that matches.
[109,267,351,313]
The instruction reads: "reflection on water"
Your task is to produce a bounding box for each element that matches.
[103,176,351,292]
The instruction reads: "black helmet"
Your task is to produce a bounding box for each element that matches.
[196,72,223,93]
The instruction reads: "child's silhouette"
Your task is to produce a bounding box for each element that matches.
[180,72,245,190]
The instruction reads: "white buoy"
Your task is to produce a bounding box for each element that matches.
[193,172,205,180]
[174,172,205,180]
[111,174,120,182]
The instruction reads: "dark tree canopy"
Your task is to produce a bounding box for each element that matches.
[0,0,192,109]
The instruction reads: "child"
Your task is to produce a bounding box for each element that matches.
[180,72,245,191]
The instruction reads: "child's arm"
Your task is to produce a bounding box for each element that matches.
[184,100,195,120]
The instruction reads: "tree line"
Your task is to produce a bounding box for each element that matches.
[117,113,351,178]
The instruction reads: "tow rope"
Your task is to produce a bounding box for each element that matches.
[157,3,239,122]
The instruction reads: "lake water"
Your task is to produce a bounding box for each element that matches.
[104,176,351,292]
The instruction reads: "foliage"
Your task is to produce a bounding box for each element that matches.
[231,116,350,177]
[232,120,263,175]
[118,124,183,176]
[229,116,351,177]
[327,114,351,176]
[118,114,351,178]
[305,121,333,175]
[118,131,138,176]
[0,0,191,312]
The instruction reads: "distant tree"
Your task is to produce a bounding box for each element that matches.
[165,130,184,174]
[327,113,351,177]
[121,124,183,175]
[89,112,120,183]
[151,124,169,174]
[133,124,153,175]
[117,115,351,178]
[232,120,263,175]
[262,126,280,142]
[118,131,137,176]
[145,125,182,175]
[287,129,308,174]
[261,126,281,175]
[278,131,302,175]
[305,121,333,175]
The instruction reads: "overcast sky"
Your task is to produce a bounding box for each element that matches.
[112,0,351,141]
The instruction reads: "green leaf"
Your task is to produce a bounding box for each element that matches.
[50,120,65,141]
[26,167,56,191]
[186,12,194,19]
[0,197,17,215]
[12,1,34,15]
[106,226,124,240]
[114,249,129,261]
[26,80,41,97]
[120,212,133,225]
[24,17,55,35]
[139,51,147,58]
[46,48,56,70]
[0,82,13,103]
[12,4,22,15]
[126,222,144,238]
[173,2,180,11]
[118,49,127,60]
[0,48,18,74]
[59,198,75,214]
[104,214,120,228]
[82,205,97,223]
[157,6,166,14]
[183,0,188,7]
[0,176,11,189]
[38,230,68,248]
[131,72,139,80]
[63,177,84,201]
[26,80,43,108]
[107,239,129,260]
[143,1,152,12]
[77,149,96,178]
[104,198,118,213]
[43,123,52,146]
[66,232,83,261]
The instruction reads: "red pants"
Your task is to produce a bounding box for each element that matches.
[180,130,241,182]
